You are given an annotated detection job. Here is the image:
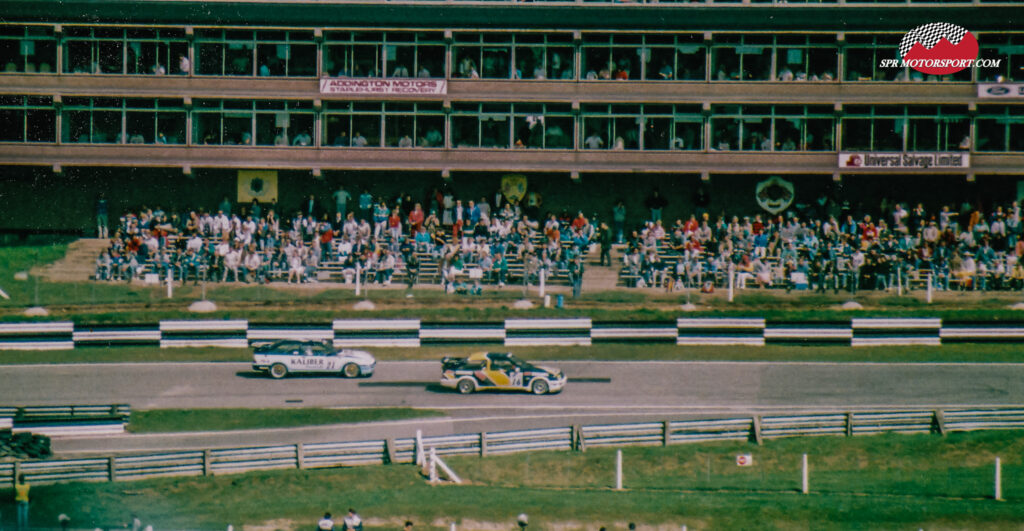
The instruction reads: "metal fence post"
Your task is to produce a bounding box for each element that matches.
[295,443,304,470]
[846,412,854,437]
[995,457,1004,501]
[662,420,670,446]
[801,454,809,494]
[108,456,116,482]
[573,425,585,453]
[751,416,763,445]
[385,438,396,465]
[415,429,425,466]
[203,449,211,476]
[615,449,623,490]
[933,410,946,436]
[480,432,488,457]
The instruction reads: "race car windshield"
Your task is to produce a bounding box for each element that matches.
[510,358,535,370]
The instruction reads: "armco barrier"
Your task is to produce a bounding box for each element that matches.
[3,408,1022,487]
[4,318,1024,350]
[1,404,131,437]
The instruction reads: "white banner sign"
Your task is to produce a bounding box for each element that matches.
[839,152,970,169]
[319,78,447,95]
[977,83,1024,98]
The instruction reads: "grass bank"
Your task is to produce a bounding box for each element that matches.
[127,408,446,433]
[4,244,1024,325]
[1,343,1022,365]
[3,431,1022,529]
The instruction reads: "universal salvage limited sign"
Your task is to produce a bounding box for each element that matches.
[839,152,969,169]
[319,78,447,95]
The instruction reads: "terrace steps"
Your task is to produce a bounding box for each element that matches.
[31,238,109,282]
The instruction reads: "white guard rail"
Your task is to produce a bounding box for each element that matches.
[2,408,1022,486]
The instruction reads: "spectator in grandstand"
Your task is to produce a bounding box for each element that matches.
[292,131,312,146]
[96,193,109,238]
[178,54,190,75]
[645,189,667,223]
[352,131,369,147]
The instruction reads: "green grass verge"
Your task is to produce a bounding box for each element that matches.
[1,343,1022,365]
[3,431,1022,529]
[127,408,446,433]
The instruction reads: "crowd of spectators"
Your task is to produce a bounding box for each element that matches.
[93,186,597,292]
[92,186,1024,295]
[621,199,1024,293]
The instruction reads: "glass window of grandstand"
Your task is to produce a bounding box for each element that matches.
[195,29,315,77]
[0,25,57,73]
[975,106,1024,152]
[0,96,55,142]
[452,103,572,148]
[193,100,314,146]
[841,105,970,151]
[844,34,970,82]
[323,31,444,78]
[710,105,834,151]
[323,101,444,148]
[61,97,185,144]
[63,27,188,75]
[978,34,1024,82]
[581,33,705,81]
[452,33,574,80]
[712,34,836,81]
[581,104,703,150]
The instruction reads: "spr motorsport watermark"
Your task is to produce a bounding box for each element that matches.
[879,22,1001,75]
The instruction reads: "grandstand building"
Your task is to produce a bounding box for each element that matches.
[1,1,1023,232]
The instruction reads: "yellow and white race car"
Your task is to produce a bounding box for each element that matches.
[440,352,566,395]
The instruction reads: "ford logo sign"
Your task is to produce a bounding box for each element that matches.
[987,86,1011,95]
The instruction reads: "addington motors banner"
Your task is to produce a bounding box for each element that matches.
[319,78,447,95]
[838,152,970,169]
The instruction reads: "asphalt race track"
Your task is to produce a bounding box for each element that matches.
[3,360,1023,454]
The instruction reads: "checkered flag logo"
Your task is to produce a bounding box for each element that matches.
[899,23,968,59]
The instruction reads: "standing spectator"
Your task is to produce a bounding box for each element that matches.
[96,193,109,238]
[569,256,584,298]
[178,54,190,75]
[358,189,373,222]
[218,196,232,216]
[612,200,626,244]
[304,194,318,218]
[332,185,351,218]
[15,473,29,530]
[598,222,613,266]
[645,188,668,222]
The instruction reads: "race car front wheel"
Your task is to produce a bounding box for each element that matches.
[343,363,360,378]
[269,363,288,379]
[457,379,476,394]
[530,379,549,395]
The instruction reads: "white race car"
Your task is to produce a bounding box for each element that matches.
[252,340,376,379]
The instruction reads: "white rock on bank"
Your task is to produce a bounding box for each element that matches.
[188,300,218,313]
